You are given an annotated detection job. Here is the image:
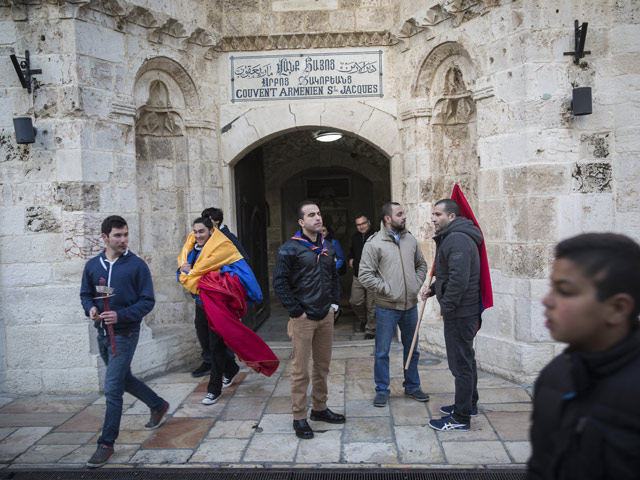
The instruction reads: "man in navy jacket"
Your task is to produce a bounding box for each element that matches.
[80,216,168,468]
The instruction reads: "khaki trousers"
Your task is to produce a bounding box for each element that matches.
[349,276,376,334]
[287,311,334,420]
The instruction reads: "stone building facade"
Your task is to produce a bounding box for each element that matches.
[1,0,638,394]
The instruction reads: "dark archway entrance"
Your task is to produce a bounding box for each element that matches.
[233,130,390,333]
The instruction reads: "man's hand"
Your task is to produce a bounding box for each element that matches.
[421,288,435,301]
[99,310,118,325]
[349,258,354,268]
[89,306,100,322]
[180,262,192,273]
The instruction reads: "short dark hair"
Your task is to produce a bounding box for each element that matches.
[202,207,223,224]
[101,215,127,236]
[193,216,214,229]
[434,199,460,217]
[323,224,334,239]
[555,233,640,322]
[354,213,369,221]
[380,202,400,223]
[296,200,318,221]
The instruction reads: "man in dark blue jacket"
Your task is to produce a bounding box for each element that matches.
[273,200,345,439]
[424,199,483,431]
[80,216,168,468]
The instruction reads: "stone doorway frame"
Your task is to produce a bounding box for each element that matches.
[218,102,400,231]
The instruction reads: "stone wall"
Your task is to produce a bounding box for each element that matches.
[1,0,639,393]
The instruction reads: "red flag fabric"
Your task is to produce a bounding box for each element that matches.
[198,271,280,376]
[451,184,494,310]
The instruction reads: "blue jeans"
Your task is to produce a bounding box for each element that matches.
[374,306,421,396]
[97,332,165,447]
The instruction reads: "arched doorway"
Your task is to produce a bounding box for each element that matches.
[233,129,390,332]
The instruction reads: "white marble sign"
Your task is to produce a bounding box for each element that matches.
[230,50,383,103]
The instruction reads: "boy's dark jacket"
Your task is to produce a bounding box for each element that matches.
[527,326,640,480]
[433,217,482,320]
[80,250,155,336]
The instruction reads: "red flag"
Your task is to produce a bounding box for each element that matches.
[451,184,494,310]
[199,271,280,376]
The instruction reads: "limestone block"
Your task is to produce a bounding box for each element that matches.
[402,151,416,177]
[478,169,500,199]
[94,124,127,152]
[519,342,555,376]
[244,12,261,35]
[75,22,125,63]
[490,269,515,296]
[616,212,640,241]
[5,324,91,369]
[152,301,190,326]
[616,181,640,213]
[156,164,174,188]
[9,183,54,207]
[496,132,527,168]
[356,8,392,31]
[514,297,548,343]
[486,243,502,270]
[596,74,640,106]
[356,107,399,158]
[81,150,114,182]
[2,369,43,395]
[113,154,137,184]
[279,11,305,33]
[0,233,65,264]
[288,101,324,128]
[244,105,295,140]
[328,10,355,31]
[505,196,557,243]
[478,199,506,241]
[53,260,84,284]
[502,243,550,279]
[596,53,640,76]
[220,115,260,164]
[615,128,640,154]
[477,136,500,169]
[5,284,85,326]
[0,263,53,288]
[0,97,12,127]
[0,206,25,236]
[503,165,568,196]
[56,149,82,182]
[78,86,112,119]
[610,24,640,55]
[42,367,101,394]
[479,292,514,340]
[305,10,330,33]
[0,20,16,44]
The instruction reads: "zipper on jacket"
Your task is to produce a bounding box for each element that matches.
[396,242,408,308]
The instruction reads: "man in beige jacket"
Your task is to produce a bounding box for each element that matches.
[358,202,429,407]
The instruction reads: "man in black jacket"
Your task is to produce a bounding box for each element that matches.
[424,198,483,431]
[348,214,376,338]
[273,200,346,439]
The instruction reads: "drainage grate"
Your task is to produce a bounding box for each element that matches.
[1,469,527,480]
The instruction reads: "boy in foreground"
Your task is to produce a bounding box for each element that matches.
[527,233,640,479]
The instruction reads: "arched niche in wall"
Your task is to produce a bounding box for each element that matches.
[132,57,198,328]
[413,41,478,205]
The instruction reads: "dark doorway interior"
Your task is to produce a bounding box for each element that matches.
[234,130,390,330]
[234,147,270,331]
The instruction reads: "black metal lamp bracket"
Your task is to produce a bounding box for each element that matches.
[564,20,591,65]
[9,50,42,93]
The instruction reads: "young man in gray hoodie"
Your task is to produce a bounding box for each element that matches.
[424,198,483,431]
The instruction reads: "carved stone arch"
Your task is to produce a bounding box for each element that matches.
[412,41,475,99]
[133,56,200,118]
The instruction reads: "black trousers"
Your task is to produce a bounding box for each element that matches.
[195,304,239,395]
[443,314,479,423]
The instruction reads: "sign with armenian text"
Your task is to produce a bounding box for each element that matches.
[230,50,383,103]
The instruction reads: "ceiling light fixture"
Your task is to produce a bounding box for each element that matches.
[314,131,343,143]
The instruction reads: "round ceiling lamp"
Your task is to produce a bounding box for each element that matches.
[314,131,343,142]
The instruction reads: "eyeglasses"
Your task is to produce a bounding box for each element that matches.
[356,221,369,227]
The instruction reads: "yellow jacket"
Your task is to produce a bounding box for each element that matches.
[177,230,244,294]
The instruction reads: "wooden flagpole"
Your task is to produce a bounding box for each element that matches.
[405,261,434,370]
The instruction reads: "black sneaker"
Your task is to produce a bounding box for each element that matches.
[86,443,114,468]
[191,362,211,378]
[222,369,241,389]
[440,404,478,417]
[144,400,169,430]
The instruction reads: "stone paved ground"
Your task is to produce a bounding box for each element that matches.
[0,311,533,470]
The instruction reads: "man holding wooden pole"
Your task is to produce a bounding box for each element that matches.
[358,202,429,408]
